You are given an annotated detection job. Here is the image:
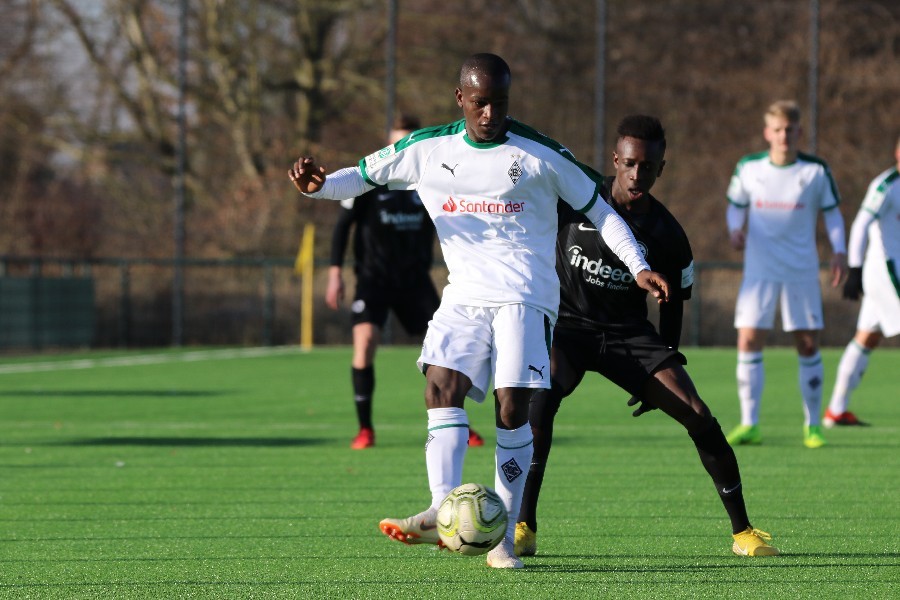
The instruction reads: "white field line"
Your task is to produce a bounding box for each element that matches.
[0,346,310,375]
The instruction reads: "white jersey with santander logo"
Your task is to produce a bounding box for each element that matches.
[353,118,648,319]
[727,151,841,281]
[859,167,900,267]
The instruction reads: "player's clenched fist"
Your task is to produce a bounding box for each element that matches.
[288,157,327,194]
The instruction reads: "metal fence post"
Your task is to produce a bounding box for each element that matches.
[690,263,702,347]
[808,0,819,154]
[263,262,274,347]
[119,260,131,348]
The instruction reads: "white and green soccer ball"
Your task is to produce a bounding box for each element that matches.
[437,483,508,555]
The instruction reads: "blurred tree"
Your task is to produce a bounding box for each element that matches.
[1,0,897,264]
[0,0,95,257]
[1,0,897,347]
[43,0,385,257]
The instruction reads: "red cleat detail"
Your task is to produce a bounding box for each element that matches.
[468,428,485,447]
[823,409,868,427]
[351,427,375,449]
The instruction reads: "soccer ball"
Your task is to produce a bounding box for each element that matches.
[437,483,508,555]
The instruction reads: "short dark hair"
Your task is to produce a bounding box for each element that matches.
[616,115,666,151]
[393,113,421,132]
[459,53,511,87]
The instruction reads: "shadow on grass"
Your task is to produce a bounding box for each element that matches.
[43,436,327,448]
[0,390,231,398]
[525,551,900,572]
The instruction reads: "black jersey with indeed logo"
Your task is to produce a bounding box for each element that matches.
[336,188,436,287]
[556,178,693,332]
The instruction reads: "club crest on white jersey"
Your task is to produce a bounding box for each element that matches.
[508,159,522,184]
[364,144,399,170]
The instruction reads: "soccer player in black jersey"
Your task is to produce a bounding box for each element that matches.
[327,114,484,450]
[514,115,779,557]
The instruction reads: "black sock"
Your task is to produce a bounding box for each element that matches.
[689,417,751,534]
[520,462,545,532]
[518,381,564,531]
[352,366,374,430]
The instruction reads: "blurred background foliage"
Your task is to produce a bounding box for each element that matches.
[0,1,898,346]
[2,0,898,261]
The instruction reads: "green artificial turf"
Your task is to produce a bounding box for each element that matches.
[1,346,898,599]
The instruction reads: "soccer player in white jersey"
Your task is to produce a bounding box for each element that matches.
[289,53,669,569]
[825,135,900,427]
[725,100,847,449]
[325,115,486,451]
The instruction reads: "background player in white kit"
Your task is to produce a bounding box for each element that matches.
[825,135,900,427]
[725,100,847,449]
[289,53,669,568]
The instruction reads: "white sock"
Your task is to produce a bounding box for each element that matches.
[828,341,871,415]
[425,407,469,510]
[494,423,533,541]
[798,352,825,426]
[736,351,764,425]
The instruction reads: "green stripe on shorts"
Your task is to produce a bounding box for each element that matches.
[888,259,900,297]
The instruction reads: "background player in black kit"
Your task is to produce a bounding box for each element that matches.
[327,114,484,450]
[514,115,779,557]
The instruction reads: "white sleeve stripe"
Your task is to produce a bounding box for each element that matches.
[726,203,747,233]
[847,209,875,267]
[304,166,373,201]
[582,202,649,275]
[823,206,846,255]
[681,261,695,288]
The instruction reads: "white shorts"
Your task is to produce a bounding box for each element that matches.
[417,302,552,403]
[857,262,900,337]
[734,278,823,331]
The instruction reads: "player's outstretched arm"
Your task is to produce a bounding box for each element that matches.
[288,156,327,194]
[636,270,669,304]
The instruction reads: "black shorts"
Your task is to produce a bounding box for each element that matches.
[351,278,439,335]
[553,326,686,397]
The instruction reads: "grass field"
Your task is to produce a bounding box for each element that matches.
[1,346,898,599]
